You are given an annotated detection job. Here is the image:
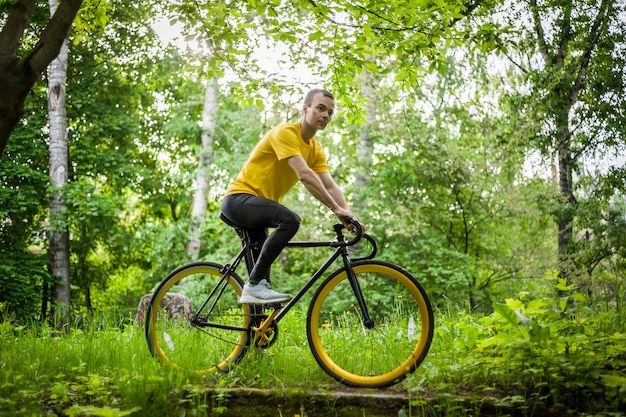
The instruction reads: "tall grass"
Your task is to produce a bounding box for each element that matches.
[0,311,189,416]
[1,289,625,416]
[0,306,334,416]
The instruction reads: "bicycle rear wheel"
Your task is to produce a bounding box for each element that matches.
[145,262,253,374]
[307,260,434,388]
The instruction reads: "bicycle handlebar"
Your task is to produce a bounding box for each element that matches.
[343,217,363,246]
[332,218,377,259]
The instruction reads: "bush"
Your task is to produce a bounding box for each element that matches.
[0,251,51,322]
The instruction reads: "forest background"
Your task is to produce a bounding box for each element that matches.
[0,0,626,414]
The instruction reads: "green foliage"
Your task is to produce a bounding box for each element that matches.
[72,0,112,45]
[0,1,622,415]
[56,0,176,315]
[0,252,50,321]
[162,0,510,120]
[0,79,49,248]
[1,3,623,396]
[320,49,557,310]
[416,282,626,414]
[0,74,50,322]
[498,0,626,292]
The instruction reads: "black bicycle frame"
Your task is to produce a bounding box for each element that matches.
[198,221,375,329]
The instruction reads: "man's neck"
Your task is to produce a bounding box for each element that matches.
[300,119,315,143]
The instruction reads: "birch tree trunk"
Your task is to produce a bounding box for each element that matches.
[185,78,218,260]
[354,73,377,211]
[48,0,71,328]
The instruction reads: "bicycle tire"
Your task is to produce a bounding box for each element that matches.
[307,260,434,388]
[145,262,253,374]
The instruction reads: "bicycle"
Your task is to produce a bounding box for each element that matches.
[144,213,434,388]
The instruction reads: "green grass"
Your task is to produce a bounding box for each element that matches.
[1,292,625,417]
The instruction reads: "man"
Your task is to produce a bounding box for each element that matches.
[221,88,362,304]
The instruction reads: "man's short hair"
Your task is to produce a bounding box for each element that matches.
[304,89,335,106]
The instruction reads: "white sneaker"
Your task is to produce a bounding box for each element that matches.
[239,279,292,304]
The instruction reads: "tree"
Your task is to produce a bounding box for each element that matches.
[326,45,558,308]
[185,78,218,260]
[501,0,626,290]
[353,70,380,211]
[47,0,71,327]
[0,0,84,156]
[164,0,507,122]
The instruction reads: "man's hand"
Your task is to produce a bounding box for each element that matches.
[333,208,365,234]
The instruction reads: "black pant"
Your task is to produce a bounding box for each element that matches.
[221,193,300,284]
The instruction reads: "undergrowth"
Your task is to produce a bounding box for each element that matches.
[0,283,625,417]
[407,280,626,416]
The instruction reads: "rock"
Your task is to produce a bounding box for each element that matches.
[135,292,193,325]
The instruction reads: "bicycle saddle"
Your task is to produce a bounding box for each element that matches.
[219,212,239,228]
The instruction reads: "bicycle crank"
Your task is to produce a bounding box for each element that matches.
[251,311,280,348]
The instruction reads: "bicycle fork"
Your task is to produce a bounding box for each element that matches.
[341,250,375,329]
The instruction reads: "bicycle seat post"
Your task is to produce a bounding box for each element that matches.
[220,212,258,277]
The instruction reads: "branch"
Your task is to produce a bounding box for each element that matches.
[556,2,571,67]
[451,0,483,25]
[353,0,472,29]
[0,0,37,58]
[25,0,84,74]
[308,0,484,34]
[499,47,529,74]
[529,0,550,64]
[570,0,609,102]
[353,3,401,28]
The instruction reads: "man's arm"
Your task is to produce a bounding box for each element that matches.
[318,171,365,232]
[287,155,355,222]
[318,172,349,210]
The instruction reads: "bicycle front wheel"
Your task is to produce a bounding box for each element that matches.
[145,262,253,374]
[307,260,434,388]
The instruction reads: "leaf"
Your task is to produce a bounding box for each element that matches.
[492,302,519,326]
[504,298,525,311]
[555,278,577,292]
[514,309,532,325]
[529,322,550,344]
[603,374,626,388]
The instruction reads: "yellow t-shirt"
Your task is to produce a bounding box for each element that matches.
[226,122,329,203]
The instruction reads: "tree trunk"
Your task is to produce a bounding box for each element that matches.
[185,78,218,260]
[47,0,71,328]
[0,0,84,156]
[556,114,576,293]
[40,277,49,322]
[354,73,376,210]
[79,225,92,312]
[84,287,92,313]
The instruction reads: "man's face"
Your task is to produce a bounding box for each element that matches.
[304,93,335,131]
